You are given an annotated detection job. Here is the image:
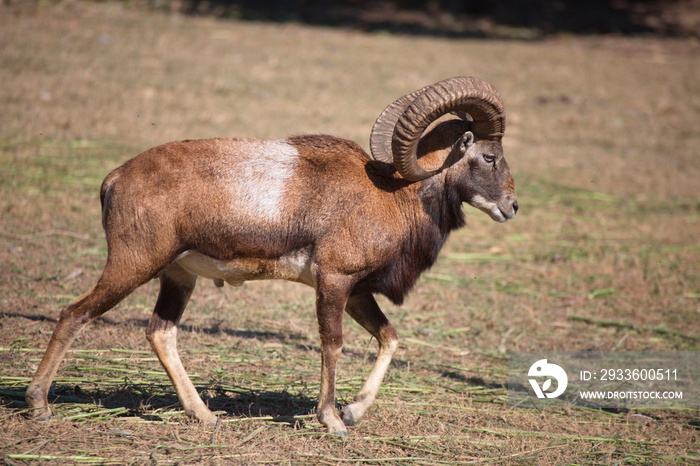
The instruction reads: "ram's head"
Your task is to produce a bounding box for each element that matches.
[369,76,518,222]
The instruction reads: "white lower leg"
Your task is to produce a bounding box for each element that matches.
[342,337,398,426]
[148,326,217,424]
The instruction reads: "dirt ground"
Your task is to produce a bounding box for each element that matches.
[0,1,698,464]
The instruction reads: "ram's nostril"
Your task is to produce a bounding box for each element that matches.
[513,201,519,214]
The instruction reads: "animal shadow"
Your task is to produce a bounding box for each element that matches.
[2,382,316,426]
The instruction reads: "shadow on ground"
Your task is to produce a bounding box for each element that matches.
[1,381,317,425]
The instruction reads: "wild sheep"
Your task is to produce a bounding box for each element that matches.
[26,76,518,436]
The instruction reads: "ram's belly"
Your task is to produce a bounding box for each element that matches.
[175,247,315,288]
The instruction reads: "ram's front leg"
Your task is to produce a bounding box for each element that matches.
[314,273,353,436]
[341,293,398,426]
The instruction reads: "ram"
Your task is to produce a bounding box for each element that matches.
[26,76,518,436]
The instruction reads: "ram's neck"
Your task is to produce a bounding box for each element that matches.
[355,176,462,305]
[417,175,466,235]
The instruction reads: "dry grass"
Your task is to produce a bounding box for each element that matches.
[1,1,699,464]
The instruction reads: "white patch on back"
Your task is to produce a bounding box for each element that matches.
[218,139,299,222]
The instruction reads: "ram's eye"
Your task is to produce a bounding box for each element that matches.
[483,154,496,164]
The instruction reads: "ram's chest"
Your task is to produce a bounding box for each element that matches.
[175,247,315,288]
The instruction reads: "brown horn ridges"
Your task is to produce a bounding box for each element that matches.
[369,84,433,165]
[370,76,505,182]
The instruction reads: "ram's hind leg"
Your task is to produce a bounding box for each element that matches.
[341,293,398,427]
[26,259,158,420]
[145,262,217,425]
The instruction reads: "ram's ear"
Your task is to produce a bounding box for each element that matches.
[443,130,475,169]
[456,131,474,155]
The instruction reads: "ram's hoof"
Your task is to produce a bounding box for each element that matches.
[329,428,348,437]
[341,406,358,427]
[28,407,53,422]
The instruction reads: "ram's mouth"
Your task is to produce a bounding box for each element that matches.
[490,208,508,223]
[499,205,518,221]
[469,195,515,222]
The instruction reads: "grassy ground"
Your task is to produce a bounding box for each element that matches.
[1,1,698,464]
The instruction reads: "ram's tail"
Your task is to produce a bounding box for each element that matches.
[99,169,121,229]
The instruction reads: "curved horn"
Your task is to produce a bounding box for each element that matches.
[370,76,505,181]
[369,83,433,165]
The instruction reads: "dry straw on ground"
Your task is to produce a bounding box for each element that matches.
[1,1,698,464]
